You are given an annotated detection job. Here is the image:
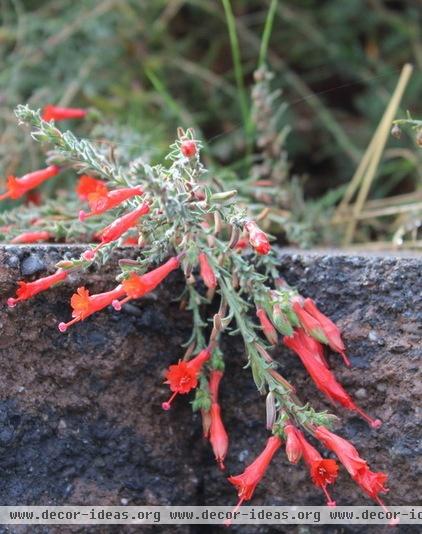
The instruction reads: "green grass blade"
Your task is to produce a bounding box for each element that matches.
[221,0,251,139]
[144,66,183,120]
[258,0,278,68]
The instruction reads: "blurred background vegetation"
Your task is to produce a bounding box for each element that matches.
[0,0,421,248]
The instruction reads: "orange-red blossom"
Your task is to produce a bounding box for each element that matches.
[292,425,338,506]
[76,175,108,201]
[227,435,282,517]
[78,177,144,220]
[10,231,51,244]
[0,165,60,201]
[292,297,350,366]
[82,202,150,260]
[112,256,180,310]
[162,348,211,410]
[58,285,125,332]
[7,269,68,308]
[315,426,389,511]
[284,329,381,428]
[42,105,87,122]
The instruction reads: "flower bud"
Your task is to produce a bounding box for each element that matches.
[210,190,237,204]
[56,260,82,271]
[268,369,295,392]
[245,221,271,255]
[272,304,294,336]
[228,226,240,249]
[214,211,222,233]
[255,343,273,364]
[198,252,217,289]
[266,391,277,430]
[391,124,402,139]
[256,308,278,345]
[284,424,302,464]
[209,403,229,470]
[180,140,197,158]
[213,313,223,333]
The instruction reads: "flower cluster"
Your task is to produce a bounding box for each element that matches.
[2,106,391,519]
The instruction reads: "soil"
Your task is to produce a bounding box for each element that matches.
[0,245,420,534]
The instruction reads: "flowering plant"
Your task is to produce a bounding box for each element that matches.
[2,105,391,515]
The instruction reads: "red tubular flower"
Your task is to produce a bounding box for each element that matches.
[284,424,302,464]
[283,329,382,428]
[256,308,278,345]
[7,269,68,308]
[303,298,350,366]
[82,202,150,260]
[180,140,197,158]
[314,426,388,508]
[354,468,390,503]
[42,105,87,122]
[79,186,144,221]
[76,175,108,201]
[10,231,51,244]
[112,256,180,310]
[198,252,217,289]
[207,370,229,469]
[0,165,60,200]
[227,435,282,513]
[296,327,329,369]
[294,427,338,506]
[244,221,271,255]
[162,348,211,410]
[58,285,125,332]
[291,298,328,344]
[209,403,229,470]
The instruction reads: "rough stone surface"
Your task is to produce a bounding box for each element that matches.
[0,245,420,534]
